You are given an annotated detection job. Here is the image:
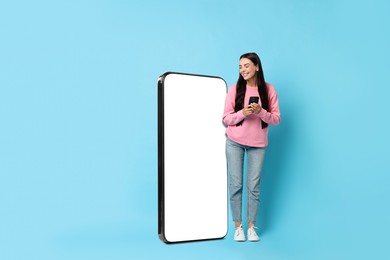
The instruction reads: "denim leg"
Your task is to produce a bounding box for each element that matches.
[246,146,266,224]
[226,138,245,223]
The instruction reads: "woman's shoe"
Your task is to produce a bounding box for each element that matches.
[234,225,246,241]
[247,226,260,241]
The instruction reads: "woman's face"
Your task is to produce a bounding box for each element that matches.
[239,58,258,82]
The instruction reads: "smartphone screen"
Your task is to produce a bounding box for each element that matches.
[249,96,259,105]
[158,72,228,243]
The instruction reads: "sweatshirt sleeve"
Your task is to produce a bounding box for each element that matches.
[223,85,246,126]
[256,84,281,126]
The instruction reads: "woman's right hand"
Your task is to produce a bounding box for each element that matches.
[243,105,254,117]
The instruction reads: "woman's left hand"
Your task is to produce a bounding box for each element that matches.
[250,103,262,114]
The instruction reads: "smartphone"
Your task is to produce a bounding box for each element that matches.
[249,96,259,105]
[158,72,228,243]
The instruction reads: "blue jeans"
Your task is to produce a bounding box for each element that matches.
[226,138,266,224]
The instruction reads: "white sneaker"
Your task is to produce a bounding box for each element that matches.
[234,225,246,241]
[247,226,260,241]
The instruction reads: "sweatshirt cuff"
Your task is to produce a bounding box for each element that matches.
[257,108,267,118]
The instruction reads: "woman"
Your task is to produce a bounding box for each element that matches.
[223,52,281,241]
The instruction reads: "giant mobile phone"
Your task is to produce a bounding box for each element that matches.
[158,72,228,243]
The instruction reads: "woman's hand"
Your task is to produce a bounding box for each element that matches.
[243,105,254,117]
[250,103,262,114]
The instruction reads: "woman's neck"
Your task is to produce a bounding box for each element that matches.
[246,77,257,87]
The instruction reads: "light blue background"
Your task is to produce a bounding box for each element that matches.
[1,0,389,259]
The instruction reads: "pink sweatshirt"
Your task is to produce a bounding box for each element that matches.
[223,83,281,147]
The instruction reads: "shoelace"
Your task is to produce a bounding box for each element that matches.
[248,226,258,235]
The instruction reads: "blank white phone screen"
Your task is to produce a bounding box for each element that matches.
[158,72,228,243]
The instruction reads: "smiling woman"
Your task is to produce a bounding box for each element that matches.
[223,52,281,242]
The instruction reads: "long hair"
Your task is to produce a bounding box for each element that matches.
[234,52,269,128]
